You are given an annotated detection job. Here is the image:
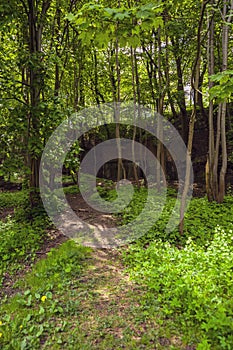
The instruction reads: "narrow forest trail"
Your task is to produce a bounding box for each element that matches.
[55,247,191,350]
[73,248,149,347]
[0,192,195,349]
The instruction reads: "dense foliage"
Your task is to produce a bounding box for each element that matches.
[0,0,232,200]
[0,0,233,348]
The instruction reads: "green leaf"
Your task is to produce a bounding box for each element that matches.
[65,13,76,22]
[132,26,140,35]
[140,3,160,11]
[104,7,116,16]
[153,17,163,28]
[95,32,110,48]
[114,11,130,20]
[74,17,86,26]
[127,35,141,48]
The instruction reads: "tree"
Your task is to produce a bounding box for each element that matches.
[179,0,210,234]
[206,0,233,203]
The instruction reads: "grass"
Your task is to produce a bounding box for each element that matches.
[121,190,233,349]
[124,227,233,349]
[0,186,233,349]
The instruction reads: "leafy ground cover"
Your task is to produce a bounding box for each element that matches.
[0,186,232,349]
[124,226,233,349]
[0,190,28,212]
[0,240,191,349]
[121,190,233,349]
[0,190,52,293]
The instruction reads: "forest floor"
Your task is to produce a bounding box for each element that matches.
[1,183,233,349]
[0,189,196,349]
[66,191,119,228]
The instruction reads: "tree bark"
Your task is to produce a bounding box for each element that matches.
[171,37,188,144]
[131,47,140,187]
[179,0,208,234]
[26,0,51,205]
[114,36,126,183]
[207,0,233,203]
[217,0,232,202]
[206,0,215,201]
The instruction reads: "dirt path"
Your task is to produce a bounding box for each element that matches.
[71,248,159,349]
[63,247,194,350]
[66,192,120,228]
[1,191,115,299]
[0,205,194,349]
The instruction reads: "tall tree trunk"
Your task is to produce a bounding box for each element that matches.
[197,64,207,117]
[27,0,51,205]
[207,0,232,203]
[179,1,208,234]
[206,1,215,201]
[218,0,232,202]
[74,45,85,110]
[131,47,140,187]
[213,107,221,199]
[171,38,188,143]
[156,26,165,190]
[92,50,105,105]
[115,37,126,183]
[164,33,177,119]
[176,55,188,144]
[54,6,61,96]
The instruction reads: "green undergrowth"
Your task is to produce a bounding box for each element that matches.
[0,219,45,286]
[88,185,233,348]
[63,184,80,195]
[184,195,233,245]
[0,190,51,289]
[100,186,233,245]
[119,188,233,349]
[62,176,114,196]
[0,240,91,349]
[1,186,233,349]
[0,190,28,210]
[124,227,233,349]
